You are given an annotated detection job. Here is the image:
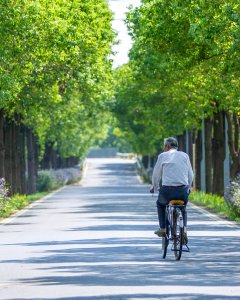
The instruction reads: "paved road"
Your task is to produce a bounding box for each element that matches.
[0,158,240,300]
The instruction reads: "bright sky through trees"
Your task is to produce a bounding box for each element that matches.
[108,0,141,67]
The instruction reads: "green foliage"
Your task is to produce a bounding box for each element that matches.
[96,121,133,153]
[0,192,53,219]
[0,194,27,218]
[36,170,58,192]
[0,0,116,158]
[113,65,167,155]
[113,0,240,155]
[9,194,28,210]
[26,192,49,202]
[191,191,240,222]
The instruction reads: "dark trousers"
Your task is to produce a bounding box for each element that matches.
[156,185,189,229]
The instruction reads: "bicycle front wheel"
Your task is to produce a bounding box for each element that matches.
[172,208,184,260]
[162,224,169,259]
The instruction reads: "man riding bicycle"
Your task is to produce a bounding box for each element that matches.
[150,137,194,243]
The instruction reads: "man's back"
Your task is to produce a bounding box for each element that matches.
[160,149,191,186]
[152,148,193,190]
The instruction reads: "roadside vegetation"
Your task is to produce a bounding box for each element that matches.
[190,191,240,223]
[0,193,47,220]
[0,167,82,220]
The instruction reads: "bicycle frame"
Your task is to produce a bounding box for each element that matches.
[162,201,190,260]
[166,204,184,232]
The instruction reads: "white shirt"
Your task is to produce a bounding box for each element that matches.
[152,149,194,192]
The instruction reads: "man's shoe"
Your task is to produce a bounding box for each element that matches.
[183,232,188,245]
[154,228,166,237]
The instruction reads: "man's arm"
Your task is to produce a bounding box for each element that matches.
[151,154,163,192]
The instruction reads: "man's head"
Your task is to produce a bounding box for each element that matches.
[163,137,178,151]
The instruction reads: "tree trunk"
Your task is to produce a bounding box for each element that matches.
[150,155,156,168]
[66,156,79,168]
[15,123,22,193]
[56,156,61,169]
[40,142,53,169]
[0,110,5,178]
[51,149,58,169]
[178,134,186,152]
[188,132,193,166]
[195,130,202,191]
[4,119,13,192]
[34,135,39,176]
[27,128,36,194]
[212,111,225,195]
[142,156,149,169]
[12,122,20,194]
[226,112,240,177]
[205,117,213,193]
[20,124,26,194]
[66,157,70,168]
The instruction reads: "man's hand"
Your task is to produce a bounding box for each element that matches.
[149,186,154,194]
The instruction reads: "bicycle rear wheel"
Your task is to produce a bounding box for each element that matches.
[172,208,183,260]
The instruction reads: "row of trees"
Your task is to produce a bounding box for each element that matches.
[0,0,115,194]
[113,0,240,195]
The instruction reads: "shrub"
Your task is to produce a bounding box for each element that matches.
[0,178,10,199]
[8,194,27,211]
[224,175,240,216]
[36,170,58,192]
[0,189,27,218]
[36,167,81,192]
[0,178,10,216]
[0,167,82,219]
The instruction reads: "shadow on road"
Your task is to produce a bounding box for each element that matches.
[1,159,240,299]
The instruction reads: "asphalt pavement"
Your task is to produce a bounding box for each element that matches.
[0,158,240,300]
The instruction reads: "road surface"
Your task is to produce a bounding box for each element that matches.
[0,158,240,299]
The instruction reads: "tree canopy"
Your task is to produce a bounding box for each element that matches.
[0,0,115,158]
[112,0,240,154]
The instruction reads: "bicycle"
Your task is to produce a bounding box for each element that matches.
[162,199,190,260]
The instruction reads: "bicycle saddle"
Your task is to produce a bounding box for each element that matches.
[169,200,185,205]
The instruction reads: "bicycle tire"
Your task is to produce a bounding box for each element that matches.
[173,208,183,260]
[162,224,169,258]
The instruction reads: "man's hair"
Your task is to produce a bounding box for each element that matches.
[164,137,178,149]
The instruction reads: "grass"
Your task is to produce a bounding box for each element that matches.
[26,192,49,203]
[190,191,240,223]
[0,191,50,220]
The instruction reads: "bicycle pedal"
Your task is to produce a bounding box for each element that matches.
[183,244,190,252]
